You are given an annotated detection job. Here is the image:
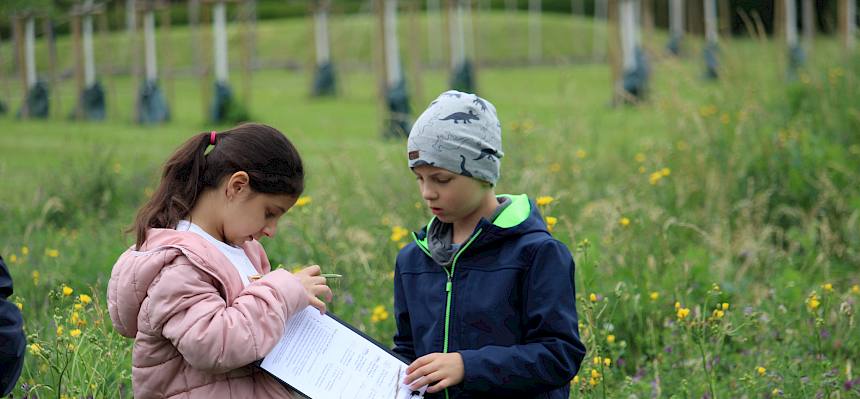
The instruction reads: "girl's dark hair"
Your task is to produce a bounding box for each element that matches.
[130,123,304,248]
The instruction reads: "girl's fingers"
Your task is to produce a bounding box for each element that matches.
[308,296,327,314]
[312,285,333,302]
[406,354,435,374]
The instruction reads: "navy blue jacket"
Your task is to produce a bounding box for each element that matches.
[393,194,585,399]
[0,255,26,396]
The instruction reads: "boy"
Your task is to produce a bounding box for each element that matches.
[393,91,585,398]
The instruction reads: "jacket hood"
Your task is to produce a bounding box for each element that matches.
[413,194,549,253]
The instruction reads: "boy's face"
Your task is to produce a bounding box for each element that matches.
[412,165,488,224]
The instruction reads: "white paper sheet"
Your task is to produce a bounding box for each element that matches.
[260,306,426,399]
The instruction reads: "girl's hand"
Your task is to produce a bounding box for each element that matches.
[294,265,333,314]
[403,352,464,393]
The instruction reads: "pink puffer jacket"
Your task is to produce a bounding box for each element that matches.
[108,228,308,398]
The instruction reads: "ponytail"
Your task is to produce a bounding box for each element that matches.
[129,123,304,249]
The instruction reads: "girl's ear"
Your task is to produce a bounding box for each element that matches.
[225,171,250,199]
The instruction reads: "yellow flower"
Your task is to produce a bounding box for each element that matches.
[9,254,17,264]
[56,326,64,336]
[634,153,646,163]
[712,309,725,319]
[62,285,74,296]
[772,388,781,396]
[756,366,766,376]
[371,305,389,323]
[70,329,82,338]
[806,293,821,311]
[722,302,729,311]
[852,285,859,294]
[649,291,659,301]
[15,302,23,311]
[21,246,29,255]
[606,335,616,344]
[638,166,646,174]
[674,301,681,310]
[548,163,562,173]
[70,312,80,325]
[591,369,600,379]
[699,105,718,118]
[78,294,92,305]
[536,196,555,206]
[575,149,587,159]
[593,356,601,365]
[589,377,599,387]
[677,308,690,320]
[390,226,409,242]
[295,196,312,207]
[619,217,630,227]
[720,113,730,125]
[74,303,83,310]
[603,357,611,367]
[46,249,59,258]
[572,375,579,384]
[660,168,671,177]
[545,216,558,232]
[31,271,40,285]
[822,283,833,293]
[589,293,598,303]
[648,171,663,185]
[29,343,42,355]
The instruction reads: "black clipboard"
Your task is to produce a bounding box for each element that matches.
[255,310,420,399]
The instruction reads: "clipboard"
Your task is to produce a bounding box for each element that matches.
[256,306,426,399]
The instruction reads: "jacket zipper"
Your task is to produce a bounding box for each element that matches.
[441,229,482,399]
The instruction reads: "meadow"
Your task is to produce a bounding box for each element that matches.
[1,10,859,398]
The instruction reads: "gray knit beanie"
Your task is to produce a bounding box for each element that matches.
[407,90,503,185]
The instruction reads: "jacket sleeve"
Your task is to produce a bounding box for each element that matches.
[149,265,309,374]
[458,239,586,395]
[0,255,26,396]
[392,258,417,362]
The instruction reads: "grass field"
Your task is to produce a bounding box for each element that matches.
[1,10,859,399]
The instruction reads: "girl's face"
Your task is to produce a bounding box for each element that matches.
[221,173,297,246]
[412,165,488,225]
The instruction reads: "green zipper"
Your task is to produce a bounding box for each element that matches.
[414,229,482,399]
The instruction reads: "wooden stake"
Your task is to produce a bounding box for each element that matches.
[43,18,59,119]
[407,0,424,103]
[161,0,175,112]
[13,17,28,118]
[607,0,621,104]
[72,12,85,119]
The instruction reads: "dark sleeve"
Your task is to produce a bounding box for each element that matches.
[392,258,417,362]
[0,255,26,396]
[458,239,586,395]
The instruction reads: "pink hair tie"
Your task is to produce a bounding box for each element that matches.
[209,131,217,145]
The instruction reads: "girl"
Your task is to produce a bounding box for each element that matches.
[393,91,586,398]
[108,123,331,398]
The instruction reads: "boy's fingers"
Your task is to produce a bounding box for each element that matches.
[412,369,444,390]
[425,378,453,394]
[406,354,434,374]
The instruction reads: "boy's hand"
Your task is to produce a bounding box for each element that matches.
[294,265,332,314]
[403,352,464,393]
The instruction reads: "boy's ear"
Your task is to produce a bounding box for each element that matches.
[225,171,250,199]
